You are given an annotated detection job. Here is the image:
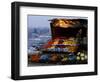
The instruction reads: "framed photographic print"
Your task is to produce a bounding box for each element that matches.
[11,2,98,80]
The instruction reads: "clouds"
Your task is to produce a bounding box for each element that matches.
[28,15,87,28]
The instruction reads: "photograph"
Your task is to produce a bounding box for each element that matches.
[28,15,88,66]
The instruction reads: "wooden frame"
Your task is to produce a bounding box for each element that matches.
[11,1,98,80]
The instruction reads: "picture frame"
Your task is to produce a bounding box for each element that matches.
[11,1,98,80]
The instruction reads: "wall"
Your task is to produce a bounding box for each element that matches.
[0,0,99,82]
